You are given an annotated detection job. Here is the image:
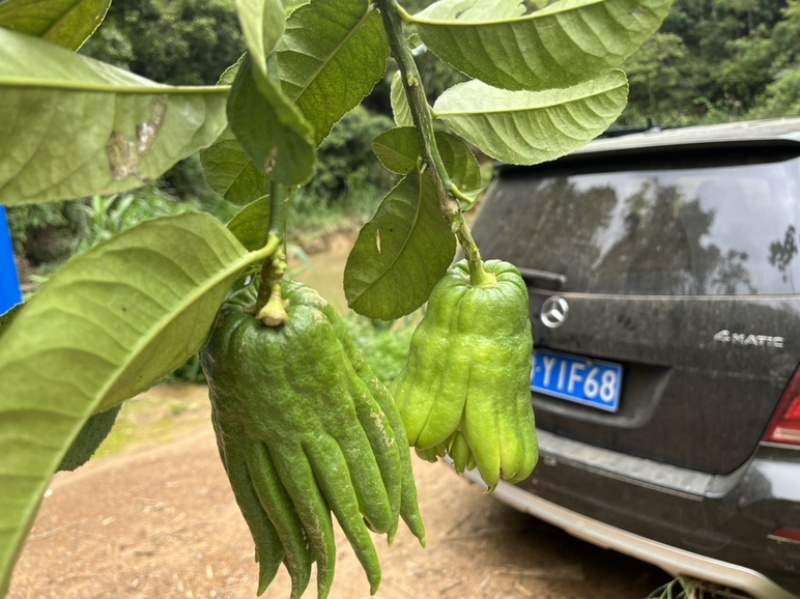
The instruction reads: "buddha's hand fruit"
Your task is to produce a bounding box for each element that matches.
[393,259,539,490]
[201,280,424,599]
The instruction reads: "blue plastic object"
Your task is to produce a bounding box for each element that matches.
[0,206,22,315]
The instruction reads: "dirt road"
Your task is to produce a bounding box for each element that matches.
[7,385,671,599]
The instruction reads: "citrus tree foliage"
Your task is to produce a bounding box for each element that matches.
[0,0,670,595]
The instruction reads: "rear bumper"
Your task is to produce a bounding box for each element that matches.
[462,430,800,599]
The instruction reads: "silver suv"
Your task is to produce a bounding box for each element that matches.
[469,118,800,599]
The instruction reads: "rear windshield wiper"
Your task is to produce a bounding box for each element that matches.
[517,267,567,289]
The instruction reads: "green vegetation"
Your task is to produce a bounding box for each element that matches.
[80,0,245,86]
[12,0,800,280]
[344,314,418,386]
[622,0,800,125]
[287,106,397,232]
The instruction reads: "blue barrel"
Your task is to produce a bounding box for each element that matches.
[0,206,22,315]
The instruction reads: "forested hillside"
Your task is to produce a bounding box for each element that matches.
[78,0,800,128]
[622,0,800,125]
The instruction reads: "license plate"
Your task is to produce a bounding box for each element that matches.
[531,349,623,412]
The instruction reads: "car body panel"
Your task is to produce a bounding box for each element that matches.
[529,291,799,474]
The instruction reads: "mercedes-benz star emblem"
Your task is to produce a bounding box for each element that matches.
[540,295,569,329]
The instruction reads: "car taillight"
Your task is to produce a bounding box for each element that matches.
[763,368,800,446]
[768,528,800,544]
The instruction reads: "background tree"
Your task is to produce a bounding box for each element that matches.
[620,33,692,125]
[81,0,245,86]
[621,0,798,125]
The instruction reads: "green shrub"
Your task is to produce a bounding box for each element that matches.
[344,313,419,386]
[76,189,202,252]
[747,68,800,119]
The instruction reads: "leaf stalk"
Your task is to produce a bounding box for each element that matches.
[255,52,292,323]
[377,0,491,287]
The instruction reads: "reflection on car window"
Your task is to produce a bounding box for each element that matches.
[492,154,800,295]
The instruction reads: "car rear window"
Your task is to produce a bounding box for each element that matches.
[490,149,800,296]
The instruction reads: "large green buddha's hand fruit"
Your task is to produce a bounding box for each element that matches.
[277,281,426,546]
[393,259,539,489]
[201,280,420,598]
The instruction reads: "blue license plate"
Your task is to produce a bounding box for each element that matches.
[531,349,623,412]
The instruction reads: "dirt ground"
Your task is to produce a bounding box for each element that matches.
[7,385,672,599]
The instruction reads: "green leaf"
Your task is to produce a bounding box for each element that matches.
[211,0,393,199]
[200,57,272,206]
[390,71,413,127]
[227,195,271,251]
[200,128,272,205]
[437,132,483,193]
[372,127,420,174]
[344,171,456,319]
[57,405,121,472]
[372,127,482,191]
[409,0,673,91]
[0,28,228,206]
[227,53,316,186]
[235,0,286,74]
[0,212,272,593]
[277,0,390,145]
[433,70,628,165]
[0,0,110,50]
[0,304,22,337]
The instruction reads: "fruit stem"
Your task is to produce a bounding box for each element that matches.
[377,0,490,287]
[256,175,290,325]
[256,245,288,326]
[268,181,289,241]
[453,211,493,287]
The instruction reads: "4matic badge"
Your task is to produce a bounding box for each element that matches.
[713,330,785,348]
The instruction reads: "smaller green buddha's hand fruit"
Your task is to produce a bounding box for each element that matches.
[201,280,423,598]
[393,259,539,489]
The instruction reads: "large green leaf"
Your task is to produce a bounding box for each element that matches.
[373,127,482,192]
[277,0,390,145]
[0,29,228,206]
[409,0,673,91]
[235,0,285,74]
[344,171,456,319]
[0,0,110,50]
[0,212,273,594]
[227,53,316,186]
[433,70,628,165]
